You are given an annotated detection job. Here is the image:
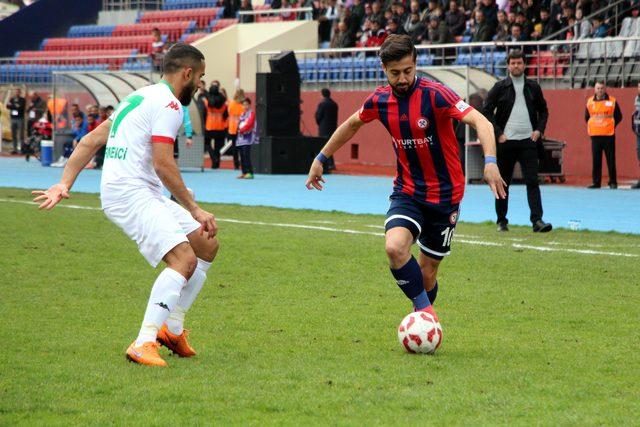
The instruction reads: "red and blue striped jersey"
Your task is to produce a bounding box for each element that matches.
[358,76,473,206]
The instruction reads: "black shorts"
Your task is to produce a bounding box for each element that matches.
[384,192,460,260]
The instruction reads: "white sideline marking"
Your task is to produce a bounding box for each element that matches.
[1,198,637,258]
[306,220,337,224]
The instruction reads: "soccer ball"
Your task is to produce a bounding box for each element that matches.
[397,311,443,354]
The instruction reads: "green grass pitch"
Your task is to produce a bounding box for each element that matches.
[0,187,638,425]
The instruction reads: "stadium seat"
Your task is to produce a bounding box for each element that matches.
[113,21,195,42]
[139,8,221,29]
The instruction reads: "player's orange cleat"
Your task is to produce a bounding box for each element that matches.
[416,305,440,323]
[157,324,197,357]
[126,341,167,367]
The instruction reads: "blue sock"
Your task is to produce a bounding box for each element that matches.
[390,256,431,310]
[427,281,438,304]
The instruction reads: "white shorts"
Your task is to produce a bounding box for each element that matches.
[102,188,200,267]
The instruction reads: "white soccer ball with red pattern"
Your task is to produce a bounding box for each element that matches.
[397,311,443,354]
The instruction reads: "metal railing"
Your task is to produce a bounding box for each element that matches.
[238,7,314,22]
[0,54,155,84]
[257,36,640,89]
[101,0,162,11]
[542,0,632,42]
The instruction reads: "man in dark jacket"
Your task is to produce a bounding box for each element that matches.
[472,10,494,42]
[315,88,338,172]
[6,88,25,154]
[26,91,46,132]
[483,50,552,233]
[445,0,466,36]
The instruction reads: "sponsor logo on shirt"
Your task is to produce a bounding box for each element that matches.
[392,136,434,149]
[416,117,429,129]
[165,101,180,111]
[455,100,470,112]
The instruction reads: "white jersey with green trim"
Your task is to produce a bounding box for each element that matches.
[100,81,183,198]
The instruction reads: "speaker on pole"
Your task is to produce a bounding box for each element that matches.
[256,72,300,137]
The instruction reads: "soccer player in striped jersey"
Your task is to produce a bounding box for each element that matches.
[306,35,506,323]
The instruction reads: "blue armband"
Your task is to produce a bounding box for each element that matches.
[484,155,497,164]
[316,152,329,164]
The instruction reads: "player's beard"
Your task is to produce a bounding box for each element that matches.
[390,80,410,95]
[178,77,197,106]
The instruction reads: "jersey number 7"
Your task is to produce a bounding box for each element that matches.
[109,95,144,138]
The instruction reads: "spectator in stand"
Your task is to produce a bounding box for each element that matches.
[358,18,373,45]
[383,7,394,23]
[239,0,254,23]
[426,15,454,44]
[509,22,526,43]
[494,10,511,41]
[361,2,373,26]
[395,2,409,24]
[507,10,517,27]
[480,0,499,27]
[26,91,46,134]
[342,6,360,38]
[515,11,533,40]
[405,12,426,43]
[532,8,559,40]
[591,16,609,38]
[559,5,576,38]
[572,8,593,39]
[549,0,563,22]
[445,0,466,36]
[6,88,25,154]
[236,98,257,179]
[423,0,441,23]
[386,16,408,35]
[150,28,165,71]
[351,0,365,25]
[86,113,99,133]
[227,88,246,170]
[371,1,384,24]
[472,10,494,41]
[204,80,228,169]
[365,19,388,47]
[522,0,538,23]
[335,19,357,48]
[318,0,339,48]
[405,0,420,28]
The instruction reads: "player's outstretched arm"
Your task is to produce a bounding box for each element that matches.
[31,119,112,210]
[306,111,366,190]
[152,142,217,239]
[461,109,507,199]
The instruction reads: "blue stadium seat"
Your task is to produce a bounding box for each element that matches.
[317,58,329,82]
[353,57,365,81]
[365,56,379,81]
[455,53,470,65]
[340,56,354,81]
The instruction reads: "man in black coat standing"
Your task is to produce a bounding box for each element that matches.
[483,50,553,233]
[6,88,26,154]
[315,88,338,172]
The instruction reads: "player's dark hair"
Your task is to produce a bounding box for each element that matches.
[379,34,417,65]
[321,88,331,98]
[163,43,205,75]
[507,49,525,63]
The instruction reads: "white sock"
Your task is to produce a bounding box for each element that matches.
[166,258,211,335]
[135,268,187,346]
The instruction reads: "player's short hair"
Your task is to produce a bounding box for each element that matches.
[379,34,417,65]
[162,43,205,75]
[321,88,331,98]
[507,49,525,63]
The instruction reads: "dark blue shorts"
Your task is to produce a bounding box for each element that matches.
[384,192,460,260]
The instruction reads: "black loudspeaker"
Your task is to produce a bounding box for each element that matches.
[256,72,300,137]
[251,136,326,174]
[268,50,299,75]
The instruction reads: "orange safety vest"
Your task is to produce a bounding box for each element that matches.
[47,98,68,129]
[227,100,244,135]
[587,95,616,136]
[204,98,228,131]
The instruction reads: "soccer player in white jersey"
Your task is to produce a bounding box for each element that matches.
[32,44,217,367]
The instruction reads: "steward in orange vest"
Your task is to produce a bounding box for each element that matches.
[584,84,622,189]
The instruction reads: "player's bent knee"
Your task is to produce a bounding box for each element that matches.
[200,237,219,262]
[385,240,410,264]
[164,243,197,279]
